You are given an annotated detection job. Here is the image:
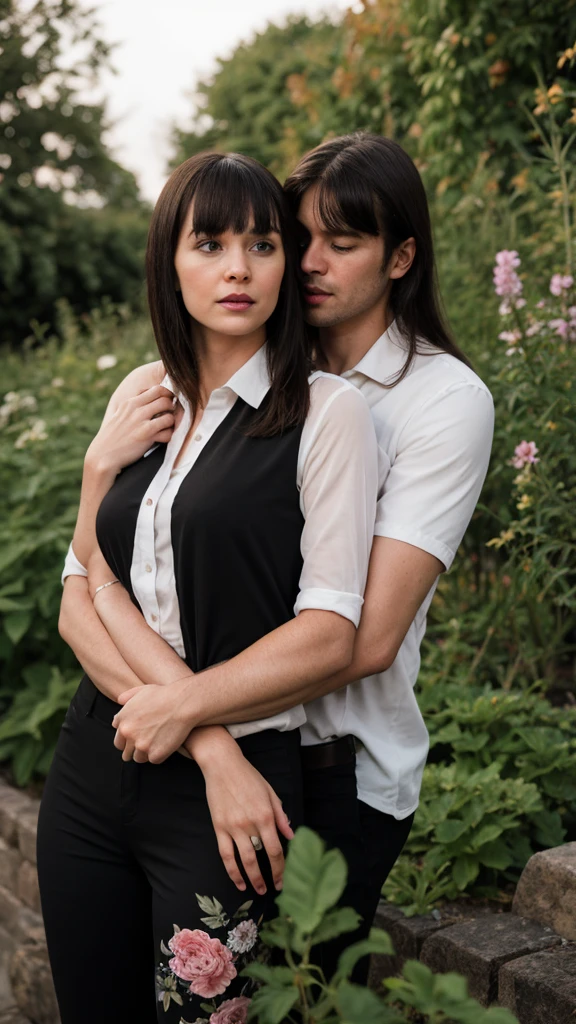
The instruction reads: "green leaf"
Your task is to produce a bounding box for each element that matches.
[480,839,513,870]
[401,959,435,995]
[434,970,469,1000]
[335,929,394,982]
[312,906,361,946]
[435,818,468,843]
[242,963,294,984]
[471,823,504,850]
[453,854,479,890]
[277,827,347,936]
[4,610,32,645]
[337,981,402,1024]
[482,1008,522,1024]
[246,983,299,1024]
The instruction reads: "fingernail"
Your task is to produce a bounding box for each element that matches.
[275,881,283,891]
[257,887,266,895]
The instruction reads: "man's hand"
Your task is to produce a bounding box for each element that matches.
[112,678,195,762]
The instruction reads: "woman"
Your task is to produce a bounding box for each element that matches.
[37,151,378,1023]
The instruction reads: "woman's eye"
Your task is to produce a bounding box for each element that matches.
[198,240,221,252]
[251,241,274,253]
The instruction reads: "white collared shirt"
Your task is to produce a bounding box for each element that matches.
[63,344,379,739]
[300,321,495,818]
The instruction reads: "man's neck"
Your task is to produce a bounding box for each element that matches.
[319,306,394,376]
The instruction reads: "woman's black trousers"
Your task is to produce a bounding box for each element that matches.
[36,676,302,1023]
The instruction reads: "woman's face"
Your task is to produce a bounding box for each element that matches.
[174,202,286,341]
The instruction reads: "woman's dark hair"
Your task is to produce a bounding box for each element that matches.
[284,132,471,384]
[146,151,311,435]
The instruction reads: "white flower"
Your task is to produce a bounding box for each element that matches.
[499,299,511,317]
[96,354,117,371]
[3,391,19,405]
[15,419,48,447]
[14,430,30,449]
[51,377,64,388]
[226,919,258,954]
[59,415,70,424]
[20,395,37,409]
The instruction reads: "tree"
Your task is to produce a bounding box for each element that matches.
[0,0,148,344]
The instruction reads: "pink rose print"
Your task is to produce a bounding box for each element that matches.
[209,995,251,1023]
[168,928,237,998]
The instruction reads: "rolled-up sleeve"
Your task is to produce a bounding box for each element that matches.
[294,379,378,627]
[61,542,88,585]
[374,383,495,570]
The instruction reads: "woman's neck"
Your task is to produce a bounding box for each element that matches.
[193,324,266,405]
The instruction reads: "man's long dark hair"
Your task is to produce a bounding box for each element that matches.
[147,151,311,436]
[284,132,470,384]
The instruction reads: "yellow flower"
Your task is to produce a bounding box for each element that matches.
[516,493,532,511]
[487,528,515,549]
[511,168,529,191]
[491,696,498,705]
[569,108,576,126]
[557,46,575,69]
[547,83,564,104]
[545,420,557,430]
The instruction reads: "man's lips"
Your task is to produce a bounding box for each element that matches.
[304,287,332,306]
[218,293,255,311]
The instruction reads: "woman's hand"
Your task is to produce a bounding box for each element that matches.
[86,384,180,477]
[188,727,294,895]
[112,679,195,762]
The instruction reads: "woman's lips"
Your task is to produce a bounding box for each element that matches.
[218,294,255,312]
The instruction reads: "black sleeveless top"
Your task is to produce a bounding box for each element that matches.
[96,398,305,673]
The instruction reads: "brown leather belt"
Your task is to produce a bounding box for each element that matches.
[300,734,356,771]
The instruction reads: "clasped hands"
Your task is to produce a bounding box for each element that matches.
[111,676,195,763]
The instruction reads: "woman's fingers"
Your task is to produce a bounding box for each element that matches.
[270,787,294,842]
[217,833,247,891]
[258,824,285,891]
[234,833,267,896]
[132,385,174,407]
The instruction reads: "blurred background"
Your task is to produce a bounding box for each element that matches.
[1,0,576,914]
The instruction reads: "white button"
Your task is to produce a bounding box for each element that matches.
[194,433,202,441]
[145,564,152,573]
[146,498,153,506]
[151,613,158,622]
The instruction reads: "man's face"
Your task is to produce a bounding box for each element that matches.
[297,184,389,328]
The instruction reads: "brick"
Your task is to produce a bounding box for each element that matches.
[0,789,32,849]
[15,816,37,868]
[0,889,22,936]
[513,842,576,940]
[15,865,39,916]
[9,944,59,1024]
[0,842,19,894]
[0,1007,32,1023]
[420,914,561,1005]
[15,909,44,948]
[499,944,576,1022]
[0,925,18,1013]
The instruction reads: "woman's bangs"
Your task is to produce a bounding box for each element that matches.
[315,171,381,237]
[190,158,281,238]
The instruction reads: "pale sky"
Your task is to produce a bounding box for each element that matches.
[91,0,353,202]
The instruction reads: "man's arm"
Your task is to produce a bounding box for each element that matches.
[176,537,443,725]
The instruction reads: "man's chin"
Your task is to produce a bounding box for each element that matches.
[304,302,343,327]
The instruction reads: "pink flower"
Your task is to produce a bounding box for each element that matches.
[511,440,539,469]
[210,996,251,1024]
[493,250,523,298]
[499,329,522,344]
[550,273,574,296]
[168,928,237,998]
[549,318,568,338]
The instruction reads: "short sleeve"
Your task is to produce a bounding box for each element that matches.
[61,542,88,585]
[294,377,378,627]
[374,383,494,570]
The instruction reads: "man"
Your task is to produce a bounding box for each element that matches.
[281,132,494,975]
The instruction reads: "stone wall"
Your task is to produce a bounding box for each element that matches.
[0,780,59,1024]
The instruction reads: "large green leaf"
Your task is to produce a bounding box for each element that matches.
[246,982,299,1024]
[4,610,32,645]
[336,929,395,982]
[337,981,403,1024]
[277,827,348,936]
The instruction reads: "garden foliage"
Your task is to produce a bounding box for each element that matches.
[241,826,518,1023]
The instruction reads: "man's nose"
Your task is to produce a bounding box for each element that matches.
[300,240,327,277]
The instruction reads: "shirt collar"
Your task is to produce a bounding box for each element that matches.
[342,319,412,387]
[160,343,271,410]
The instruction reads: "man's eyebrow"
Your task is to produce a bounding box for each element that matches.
[296,220,363,239]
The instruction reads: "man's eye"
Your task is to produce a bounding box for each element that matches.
[332,243,354,253]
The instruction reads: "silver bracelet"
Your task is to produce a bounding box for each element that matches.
[93,580,120,597]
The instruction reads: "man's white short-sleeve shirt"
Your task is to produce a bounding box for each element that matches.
[300,320,495,820]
